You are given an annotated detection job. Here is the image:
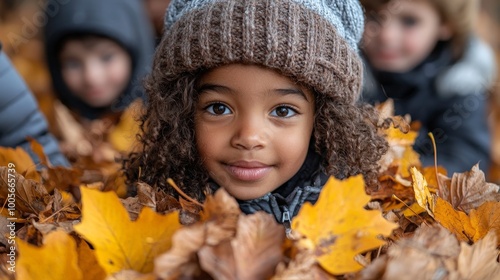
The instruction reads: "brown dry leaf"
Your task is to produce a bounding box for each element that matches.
[76,239,107,280]
[154,223,206,280]
[457,231,500,280]
[433,197,475,242]
[136,182,182,213]
[32,220,79,236]
[199,212,285,280]
[272,250,335,280]
[439,164,500,213]
[120,196,142,221]
[292,176,398,275]
[106,270,156,280]
[0,166,51,214]
[469,201,500,244]
[361,225,460,280]
[0,146,40,182]
[201,188,241,246]
[102,171,128,198]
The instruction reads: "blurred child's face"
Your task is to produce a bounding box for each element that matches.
[59,37,132,108]
[195,64,315,200]
[362,0,451,72]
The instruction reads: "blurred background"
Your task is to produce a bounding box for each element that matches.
[0,0,499,179]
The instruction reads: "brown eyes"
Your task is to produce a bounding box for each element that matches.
[204,103,298,118]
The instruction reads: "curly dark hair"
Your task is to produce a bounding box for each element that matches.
[125,61,388,201]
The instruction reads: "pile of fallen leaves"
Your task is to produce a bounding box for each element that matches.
[1,103,500,280]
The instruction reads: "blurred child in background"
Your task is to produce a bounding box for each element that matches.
[361,0,496,175]
[43,0,155,165]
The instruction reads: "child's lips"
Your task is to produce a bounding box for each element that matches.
[224,161,272,182]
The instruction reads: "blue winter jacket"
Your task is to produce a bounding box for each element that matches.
[0,45,69,167]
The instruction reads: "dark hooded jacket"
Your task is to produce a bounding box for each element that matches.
[362,38,494,175]
[0,44,69,167]
[44,0,155,120]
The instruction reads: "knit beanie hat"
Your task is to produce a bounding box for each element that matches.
[158,0,365,104]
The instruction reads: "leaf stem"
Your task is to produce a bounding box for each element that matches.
[427,133,441,190]
[166,178,203,207]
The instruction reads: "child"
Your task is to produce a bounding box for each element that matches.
[126,0,388,225]
[0,44,69,167]
[43,0,155,161]
[360,0,496,174]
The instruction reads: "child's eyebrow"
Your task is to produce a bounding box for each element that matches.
[273,88,309,102]
[198,83,309,102]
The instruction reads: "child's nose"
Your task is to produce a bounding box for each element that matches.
[83,61,103,85]
[230,116,268,150]
[378,21,398,45]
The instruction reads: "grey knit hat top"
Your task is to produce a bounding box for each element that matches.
[157,0,365,103]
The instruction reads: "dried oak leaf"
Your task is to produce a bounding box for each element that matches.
[0,166,51,214]
[17,230,83,280]
[360,224,460,280]
[438,164,500,213]
[74,187,181,275]
[198,212,285,280]
[292,175,398,275]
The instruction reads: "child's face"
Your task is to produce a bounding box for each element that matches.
[195,64,315,200]
[59,37,132,108]
[362,0,451,72]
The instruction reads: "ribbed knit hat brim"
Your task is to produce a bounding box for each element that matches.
[157,0,363,103]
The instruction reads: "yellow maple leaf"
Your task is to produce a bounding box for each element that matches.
[17,230,83,280]
[74,187,182,275]
[410,167,435,216]
[291,175,398,275]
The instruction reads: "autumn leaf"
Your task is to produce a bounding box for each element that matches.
[17,230,83,280]
[410,167,435,216]
[74,187,182,275]
[360,225,460,280]
[198,212,285,280]
[201,188,241,246]
[154,223,206,279]
[439,164,500,213]
[433,197,475,242]
[108,100,142,153]
[76,239,107,280]
[0,166,50,214]
[457,231,500,279]
[469,201,500,243]
[0,146,40,182]
[292,175,398,275]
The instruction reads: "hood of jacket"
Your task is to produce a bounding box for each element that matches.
[44,0,155,119]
